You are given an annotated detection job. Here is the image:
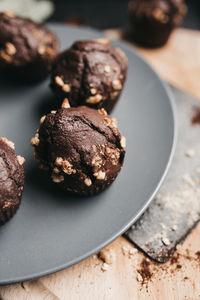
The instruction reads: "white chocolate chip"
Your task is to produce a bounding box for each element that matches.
[5,42,16,55]
[152,8,169,23]
[120,136,126,149]
[104,65,111,73]
[55,76,64,87]
[38,46,46,55]
[17,155,25,165]
[62,160,76,175]
[98,108,107,116]
[112,79,122,91]
[92,154,103,169]
[4,10,15,17]
[94,170,106,180]
[0,51,12,63]
[1,137,15,150]
[92,145,97,151]
[55,157,63,166]
[52,174,64,183]
[104,117,117,128]
[90,88,97,95]
[106,147,120,166]
[110,91,119,100]
[62,84,71,93]
[3,202,12,209]
[84,178,92,187]
[53,167,60,174]
[96,38,110,45]
[62,98,70,109]
[40,115,46,124]
[86,94,103,104]
[111,118,118,127]
[30,133,40,146]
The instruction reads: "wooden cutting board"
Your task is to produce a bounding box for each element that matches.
[105,28,200,101]
[0,28,200,300]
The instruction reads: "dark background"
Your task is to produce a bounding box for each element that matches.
[49,0,200,30]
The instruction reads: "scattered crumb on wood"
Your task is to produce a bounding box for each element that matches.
[182,174,195,187]
[99,247,115,265]
[185,149,195,157]
[136,273,143,282]
[129,248,138,256]
[121,246,128,255]
[101,262,109,272]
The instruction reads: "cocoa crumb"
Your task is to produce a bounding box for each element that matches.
[133,247,200,289]
[170,253,180,265]
[191,107,200,125]
[137,258,153,285]
[195,251,200,259]
[176,264,182,269]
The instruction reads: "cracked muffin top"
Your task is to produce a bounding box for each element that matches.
[50,39,128,113]
[0,10,59,81]
[0,137,25,224]
[31,105,126,195]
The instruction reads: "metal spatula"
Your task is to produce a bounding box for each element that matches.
[125,86,200,262]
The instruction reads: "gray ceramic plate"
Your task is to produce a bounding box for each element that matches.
[0,24,176,284]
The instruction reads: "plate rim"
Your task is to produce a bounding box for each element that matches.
[0,24,177,285]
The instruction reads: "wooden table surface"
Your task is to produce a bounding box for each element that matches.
[0,28,200,300]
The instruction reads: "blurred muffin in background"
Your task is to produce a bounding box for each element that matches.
[128,0,187,48]
[0,137,25,224]
[0,11,59,82]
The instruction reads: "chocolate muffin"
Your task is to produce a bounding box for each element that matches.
[0,10,59,81]
[50,39,128,113]
[31,101,126,195]
[0,137,25,224]
[128,0,187,48]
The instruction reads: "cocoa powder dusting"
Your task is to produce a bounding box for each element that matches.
[195,251,200,259]
[137,259,153,284]
[170,253,180,265]
[136,248,200,288]
[191,107,200,125]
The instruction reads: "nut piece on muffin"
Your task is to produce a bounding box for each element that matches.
[31,101,126,196]
[128,0,187,48]
[50,39,128,113]
[0,10,59,81]
[0,137,25,224]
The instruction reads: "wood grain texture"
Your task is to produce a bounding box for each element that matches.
[0,28,200,300]
[1,224,200,299]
